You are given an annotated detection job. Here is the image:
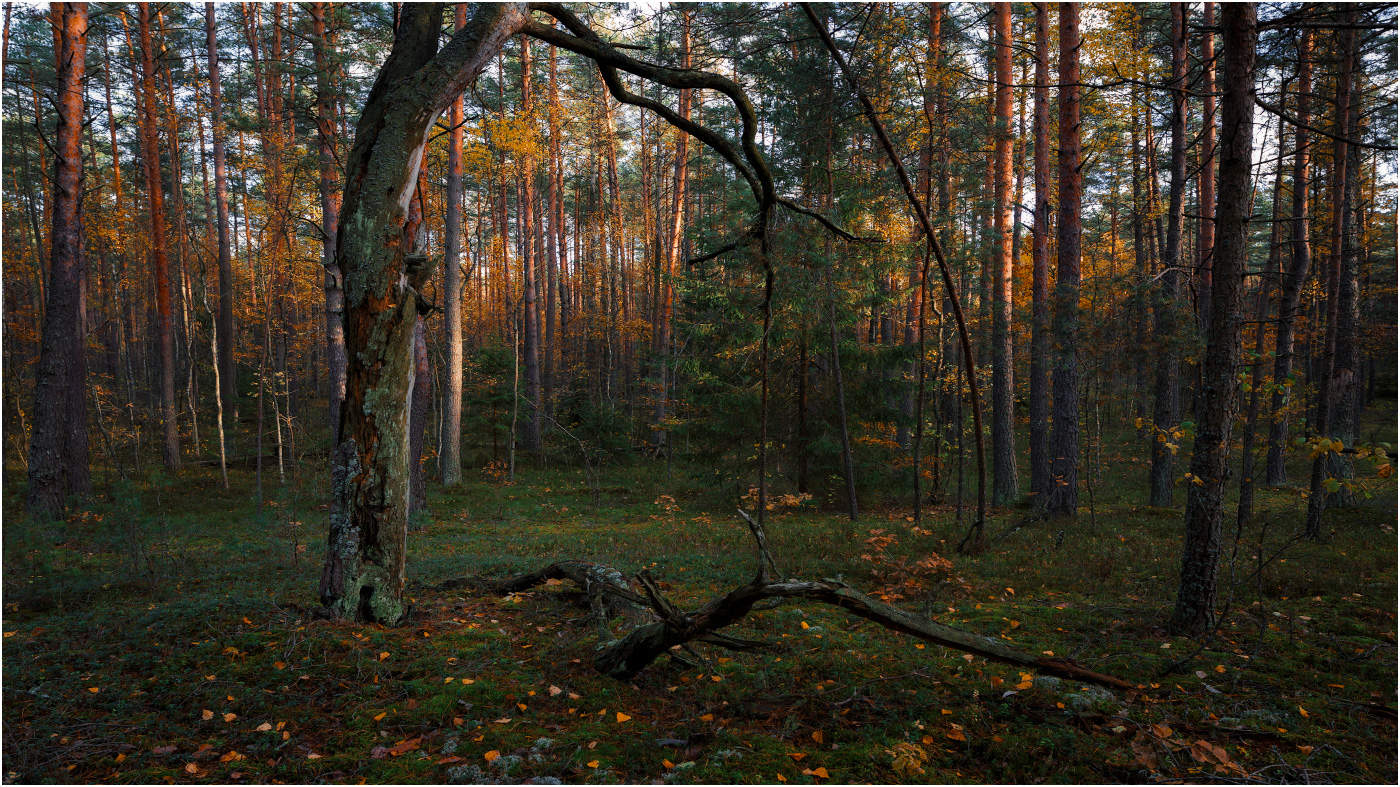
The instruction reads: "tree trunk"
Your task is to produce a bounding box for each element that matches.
[311,2,346,450]
[319,3,527,624]
[27,1,90,520]
[1045,2,1080,517]
[1265,29,1312,486]
[409,317,431,517]
[1196,2,1217,335]
[439,3,466,484]
[989,2,1018,506]
[1304,10,1358,540]
[1028,2,1051,507]
[1171,2,1254,636]
[136,2,179,471]
[1149,4,1188,507]
[519,36,543,452]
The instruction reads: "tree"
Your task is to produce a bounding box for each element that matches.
[1196,1,1217,334]
[1265,28,1313,487]
[1045,2,1080,517]
[1149,3,1188,507]
[1028,2,1051,507]
[27,1,90,520]
[136,2,179,471]
[439,3,466,486]
[652,7,690,452]
[205,3,236,436]
[310,2,345,449]
[989,2,1018,507]
[519,35,543,453]
[319,3,528,624]
[1171,1,1255,636]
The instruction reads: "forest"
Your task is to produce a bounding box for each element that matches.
[3,1,1397,784]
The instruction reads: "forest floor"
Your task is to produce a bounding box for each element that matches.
[4,405,1397,784]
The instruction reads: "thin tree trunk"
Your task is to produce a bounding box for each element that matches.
[989,2,1018,506]
[311,2,345,450]
[1149,4,1189,507]
[1196,2,1217,335]
[653,8,690,451]
[519,36,542,452]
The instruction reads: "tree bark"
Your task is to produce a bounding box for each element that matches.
[1028,2,1051,507]
[989,2,1018,506]
[519,36,543,452]
[319,3,527,624]
[1196,2,1217,335]
[311,2,345,450]
[439,3,466,485]
[27,1,91,520]
[1171,2,1254,636]
[1045,2,1080,517]
[136,2,179,471]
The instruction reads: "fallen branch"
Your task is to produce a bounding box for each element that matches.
[446,514,1133,692]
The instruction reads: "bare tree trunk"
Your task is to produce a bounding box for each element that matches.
[519,36,542,452]
[409,317,431,516]
[1149,3,1188,507]
[136,2,179,471]
[989,2,1018,506]
[1028,2,1051,507]
[438,3,466,484]
[27,1,90,520]
[1171,2,1254,635]
[1045,2,1082,517]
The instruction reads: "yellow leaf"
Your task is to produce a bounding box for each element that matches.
[802,766,829,778]
[201,709,214,721]
[378,651,390,661]
[586,760,600,768]
[946,728,967,742]
[484,750,501,763]
[615,712,631,723]
[788,752,806,761]
[800,621,810,630]
[776,774,787,782]
[373,712,387,722]
[811,731,824,744]
[699,713,714,722]
[1298,706,1309,718]
[462,678,475,685]
[662,758,674,769]
[517,703,528,712]
[223,713,237,723]
[1014,680,1033,690]
[87,687,100,694]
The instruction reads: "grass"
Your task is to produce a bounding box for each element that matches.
[3,403,1396,784]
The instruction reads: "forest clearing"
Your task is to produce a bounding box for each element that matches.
[3,1,1397,784]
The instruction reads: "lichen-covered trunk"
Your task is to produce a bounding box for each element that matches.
[1171,2,1253,635]
[27,1,90,520]
[319,3,525,624]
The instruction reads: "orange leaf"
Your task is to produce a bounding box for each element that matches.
[699,713,714,722]
[615,712,631,723]
[201,709,214,721]
[1150,723,1172,739]
[662,759,674,769]
[483,750,501,763]
[586,760,600,768]
[787,753,806,761]
[811,731,824,744]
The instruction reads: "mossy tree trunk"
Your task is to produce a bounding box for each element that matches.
[319,3,527,624]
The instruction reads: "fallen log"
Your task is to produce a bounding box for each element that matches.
[446,512,1134,692]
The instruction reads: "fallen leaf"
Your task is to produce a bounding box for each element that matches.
[256,722,273,732]
[787,753,806,761]
[1297,745,1314,755]
[586,760,600,768]
[483,750,501,763]
[811,731,824,744]
[616,712,632,723]
[373,712,387,722]
[1298,706,1309,718]
[223,713,237,723]
[87,687,100,694]
[699,713,714,722]
[662,758,674,769]
[549,685,562,696]
[1150,723,1173,739]
[220,751,245,763]
[201,709,214,721]
[184,763,200,775]
[801,766,829,779]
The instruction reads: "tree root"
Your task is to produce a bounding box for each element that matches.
[436,513,1134,692]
